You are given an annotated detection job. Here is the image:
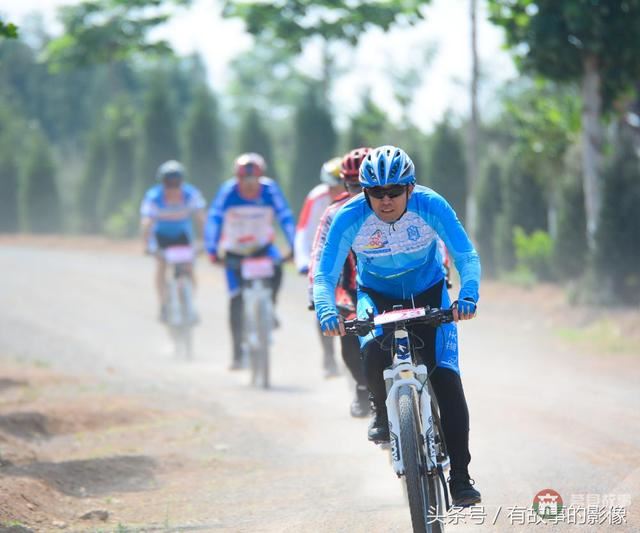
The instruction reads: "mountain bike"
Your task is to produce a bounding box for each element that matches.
[226,254,277,389]
[161,245,199,360]
[344,305,454,533]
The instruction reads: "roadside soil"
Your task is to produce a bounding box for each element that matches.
[0,235,638,532]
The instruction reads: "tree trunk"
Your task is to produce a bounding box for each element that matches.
[466,0,479,239]
[581,54,603,250]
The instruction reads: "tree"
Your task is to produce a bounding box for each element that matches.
[44,0,190,71]
[135,73,180,201]
[488,0,640,248]
[347,92,389,150]
[18,128,61,233]
[290,85,337,214]
[236,108,276,180]
[494,145,547,272]
[427,117,467,222]
[222,1,430,53]
[78,126,108,233]
[98,101,136,224]
[475,159,502,277]
[595,128,640,303]
[0,19,18,39]
[183,84,223,199]
[0,101,21,232]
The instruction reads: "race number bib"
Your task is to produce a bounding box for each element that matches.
[241,257,275,280]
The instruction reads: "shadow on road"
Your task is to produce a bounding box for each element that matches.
[2,455,158,496]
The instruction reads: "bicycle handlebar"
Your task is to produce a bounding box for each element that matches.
[343,306,454,336]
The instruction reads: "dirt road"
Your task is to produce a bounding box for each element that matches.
[0,237,638,532]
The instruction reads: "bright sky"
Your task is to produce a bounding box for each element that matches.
[2,0,517,132]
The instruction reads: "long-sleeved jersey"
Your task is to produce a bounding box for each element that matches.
[205,177,295,257]
[294,184,333,272]
[308,192,357,307]
[313,185,481,325]
[140,183,206,239]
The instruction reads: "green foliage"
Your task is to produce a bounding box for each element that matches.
[78,127,108,233]
[290,86,337,215]
[104,200,137,238]
[18,128,61,233]
[43,0,192,71]
[98,101,136,225]
[236,108,276,178]
[427,116,467,222]
[183,85,223,200]
[553,162,588,280]
[0,102,21,232]
[513,226,554,281]
[488,0,640,110]
[494,145,547,272]
[475,159,503,278]
[223,0,431,52]
[595,128,640,304]
[135,73,180,200]
[346,92,389,150]
[0,19,19,39]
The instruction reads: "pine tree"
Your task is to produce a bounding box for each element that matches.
[475,160,502,277]
[347,92,388,150]
[595,128,640,304]
[18,127,60,233]
[236,108,276,179]
[0,102,20,232]
[494,145,547,272]
[183,84,222,200]
[427,117,467,222]
[97,101,136,225]
[554,175,587,280]
[290,86,337,215]
[77,127,107,233]
[135,73,180,201]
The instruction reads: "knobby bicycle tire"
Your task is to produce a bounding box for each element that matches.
[399,385,444,533]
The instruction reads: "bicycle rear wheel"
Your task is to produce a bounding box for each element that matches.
[399,385,443,533]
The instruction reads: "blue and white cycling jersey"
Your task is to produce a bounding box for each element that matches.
[313,185,481,326]
[205,177,295,257]
[140,183,206,239]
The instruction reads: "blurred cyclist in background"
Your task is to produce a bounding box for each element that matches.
[295,157,345,378]
[309,147,371,416]
[140,160,206,322]
[205,152,295,370]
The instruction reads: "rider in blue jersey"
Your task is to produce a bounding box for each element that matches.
[205,153,296,370]
[313,145,482,507]
[140,160,206,322]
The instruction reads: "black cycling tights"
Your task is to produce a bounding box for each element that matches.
[229,264,283,364]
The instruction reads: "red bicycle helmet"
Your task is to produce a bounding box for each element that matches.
[235,152,266,178]
[340,147,371,184]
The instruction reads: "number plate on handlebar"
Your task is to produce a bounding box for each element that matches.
[373,307,426,326]
[241,257,275,280]
[164,245,195,264]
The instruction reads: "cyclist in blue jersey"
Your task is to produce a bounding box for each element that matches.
[205,153,296,370]
[140,160,206,322]
[313,145,482,507]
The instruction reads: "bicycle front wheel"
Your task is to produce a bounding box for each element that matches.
[399,385,443,533]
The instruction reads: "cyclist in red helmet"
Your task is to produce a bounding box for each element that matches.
[308,147,371,416]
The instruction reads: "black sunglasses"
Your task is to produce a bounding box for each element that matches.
[366,184,407,199]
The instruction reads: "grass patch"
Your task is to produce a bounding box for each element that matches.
[555,319,639,355]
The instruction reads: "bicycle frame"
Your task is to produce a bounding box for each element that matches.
[385,328,440,478]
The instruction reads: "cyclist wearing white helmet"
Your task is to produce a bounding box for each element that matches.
[140,160,206,321]
[313,145,482,507]
[295,156,346,378]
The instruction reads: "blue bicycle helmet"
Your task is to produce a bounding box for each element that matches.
[359,145,415,188]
